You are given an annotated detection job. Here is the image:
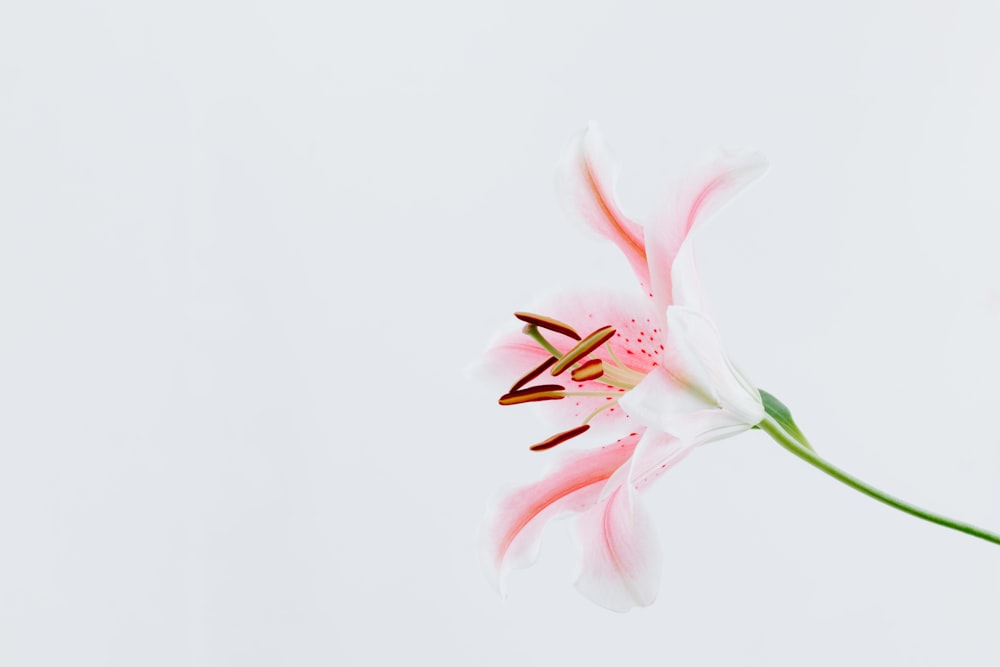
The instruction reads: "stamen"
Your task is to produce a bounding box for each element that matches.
[604,341,628,370]
[582,398,619,424]
[550,326,616,376]
[499,384,566,406]
[510,356,558,392]
[571,358,604,382]
[529,425,590,451]
[515,312,581,341]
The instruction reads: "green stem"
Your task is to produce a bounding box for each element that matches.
[759,415,1000,547]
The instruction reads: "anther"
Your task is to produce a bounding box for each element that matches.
[499,384,566,406]
[510,356,558,392]
[550,326,616,376]
[570,358,604,382]
[530,424,591,451]
[514,312,581,341]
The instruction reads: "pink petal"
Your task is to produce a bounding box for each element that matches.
[483,432,642,593]
[646,150,769,314]
[558,124,651,293]
[573,484,662,612]
[472,288,666,436]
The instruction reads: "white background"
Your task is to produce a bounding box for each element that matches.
[2,1,999,665]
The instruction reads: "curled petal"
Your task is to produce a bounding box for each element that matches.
[573,484,662,612]
[666,306,763,424]
[647,149,769,314]
[558,124,650,292]
[483,433,642,593]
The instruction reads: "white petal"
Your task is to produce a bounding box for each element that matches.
[666,307,764,425]
[618,366,707,433]
[655,408,755,446]
[620,370,751,444]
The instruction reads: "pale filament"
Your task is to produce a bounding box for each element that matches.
[581,398,620,425]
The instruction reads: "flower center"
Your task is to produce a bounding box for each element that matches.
[498,311,650,451]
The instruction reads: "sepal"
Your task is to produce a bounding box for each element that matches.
[759,389,813,451]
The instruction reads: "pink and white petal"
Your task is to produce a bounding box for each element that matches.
[483,432,642,593]
[572,484,662,612]
[557,124,651,292]
[646,149,769,314]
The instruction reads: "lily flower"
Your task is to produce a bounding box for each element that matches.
[477,125,769,611]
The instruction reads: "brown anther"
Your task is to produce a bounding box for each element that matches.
[515,312,581,341]
[498,384,566,406]
[530,424,591,451]
[550,326,616,376]
[570,358,605,382]
[510,356,558,392]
